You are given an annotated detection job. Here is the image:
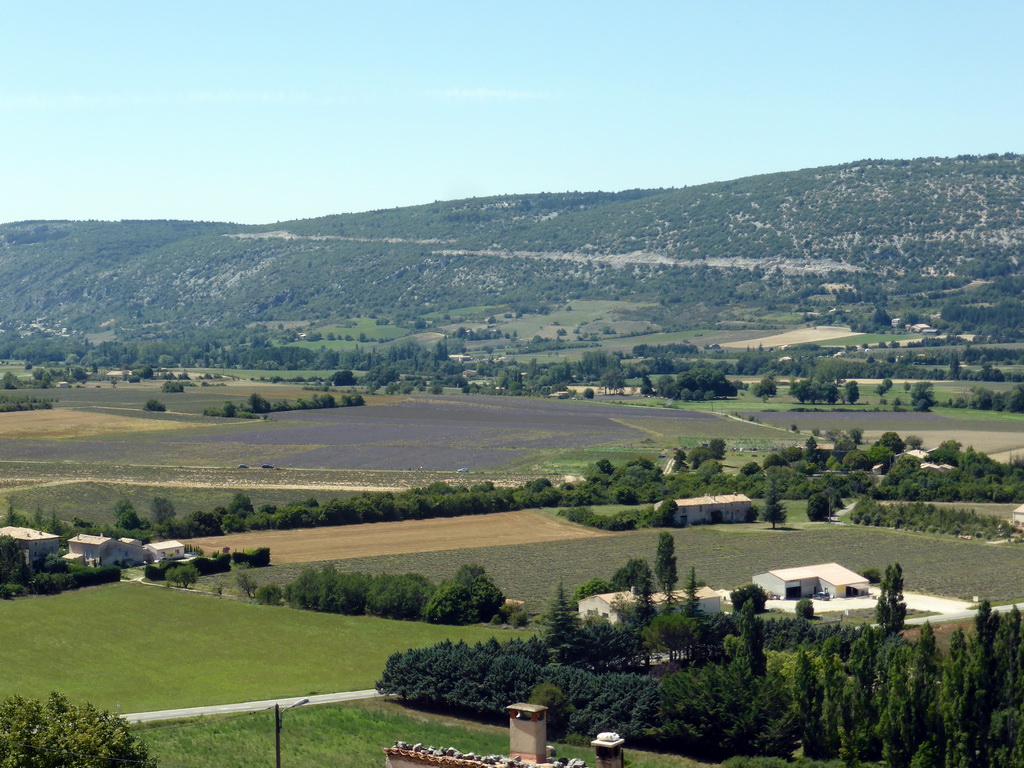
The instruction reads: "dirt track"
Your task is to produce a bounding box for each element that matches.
[185,509,608,563]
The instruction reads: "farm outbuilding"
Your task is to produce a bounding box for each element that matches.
[672,494,752,526]
[1013,504,1024,528]
[752,562,869,600]
[578,587,721,623]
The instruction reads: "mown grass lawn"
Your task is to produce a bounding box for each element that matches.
[136,698,706,768]
[0,583,527,713]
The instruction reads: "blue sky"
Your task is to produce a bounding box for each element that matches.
[2,1,1021,224]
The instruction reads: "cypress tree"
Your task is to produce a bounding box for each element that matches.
[940,628,974,768]
[794,650,826,758]
[655,531,678,605]
[735,599,766,677]
[633,564,657,628]
[878,645,917,768]
[683,566,701,618]
[876,562,907,635]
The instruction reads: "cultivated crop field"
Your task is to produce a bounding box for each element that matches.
[185,509,609,563]
[0,393,760,476]
[0,583,525,713]
[233,523,1024,608]
[719,325,864,349]
[747,407,1024,454]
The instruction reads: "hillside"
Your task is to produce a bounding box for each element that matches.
[1,154,1022,338]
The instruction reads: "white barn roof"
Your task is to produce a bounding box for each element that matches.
[766,562,867,587]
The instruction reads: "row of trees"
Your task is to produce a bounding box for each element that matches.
[280,563,506,625]
[202,391,363,418]
[851,498,1016,539]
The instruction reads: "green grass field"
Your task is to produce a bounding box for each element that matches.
[0,583,526,713]
[136,698,703,768]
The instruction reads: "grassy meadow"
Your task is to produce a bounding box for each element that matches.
[0,583,527,713]
[136,698,706,768]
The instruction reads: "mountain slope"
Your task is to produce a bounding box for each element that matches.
[1,154,1022,335]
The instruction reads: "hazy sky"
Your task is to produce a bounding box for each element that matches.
[2,1,1021,224]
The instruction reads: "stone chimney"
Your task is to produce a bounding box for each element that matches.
[506,703,548,764]
[591,732,624,768]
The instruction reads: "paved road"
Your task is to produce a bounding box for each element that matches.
[905,601,1024,626]
[123,689,381,723]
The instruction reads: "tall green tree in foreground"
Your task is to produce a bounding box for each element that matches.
[876,562,907,635]
[655,531,677,603]
[542,583,581,664]
[0,692,153,767]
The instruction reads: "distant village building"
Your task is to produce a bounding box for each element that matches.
[0,526,60,567]
[145,540,187,561]
[672,494,752,526]
[1012,504,1024,528]
[753,562,869,600]
[919,462,955,472]
[578,587,721,624]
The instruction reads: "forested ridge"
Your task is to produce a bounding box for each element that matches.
[1,154,1022,337]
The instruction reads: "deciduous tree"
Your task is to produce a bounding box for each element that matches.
[0,692,153,767]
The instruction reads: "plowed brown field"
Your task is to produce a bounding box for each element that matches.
[185,509,608,563]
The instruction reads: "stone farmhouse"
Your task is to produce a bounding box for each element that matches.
[64,535,187,567]
[0,526,60,567]
[578,587,721,624]
[672,493,752,526]
[65,534,150,567]
[385,703,624,768]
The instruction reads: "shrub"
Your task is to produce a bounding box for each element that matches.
[255,584,283,605]
[144,564,166,581]
[795,598,814,620]
[730,583,769,613]
[423,582,475,624]
[143,399,166,412]
[860,567,882,584]
[366,573,435,620]
[29,572,73,595]
[231,548,271,568]
[191,553,231,576]
[68,564,121,588]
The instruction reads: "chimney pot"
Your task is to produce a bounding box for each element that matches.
[506,703,548,764]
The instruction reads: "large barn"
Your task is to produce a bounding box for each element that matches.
[752,562,869,600]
